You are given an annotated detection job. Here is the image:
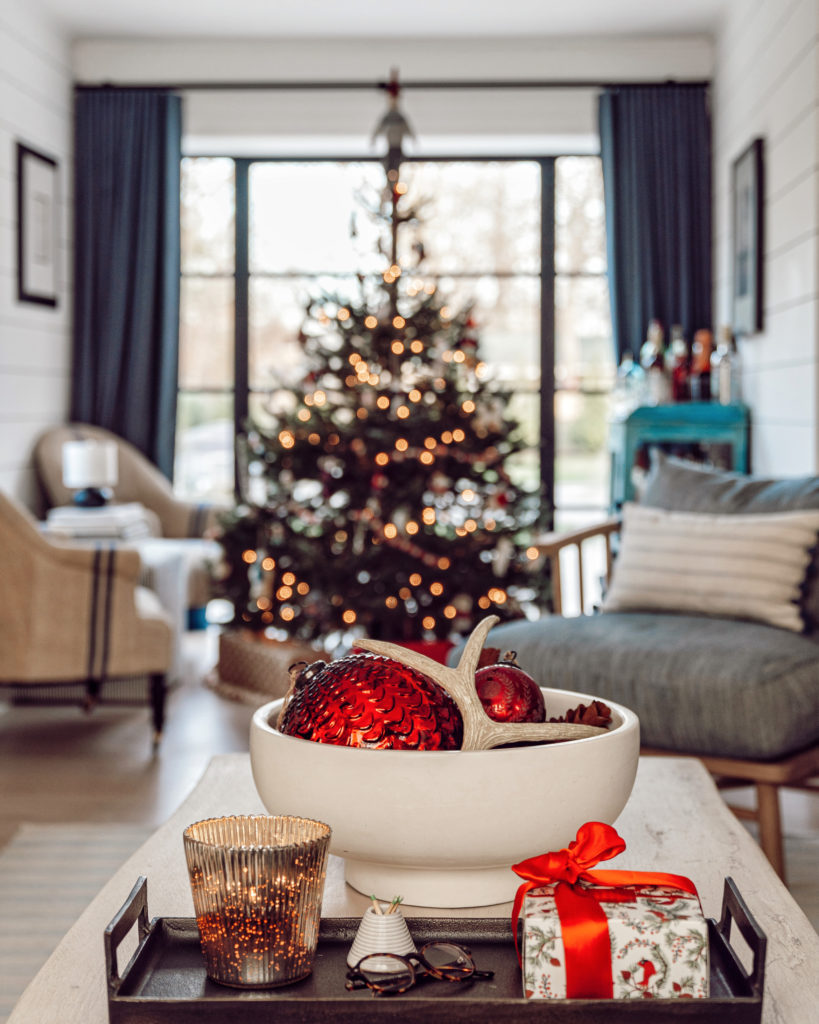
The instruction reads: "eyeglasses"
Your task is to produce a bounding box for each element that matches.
[345,941,494,997]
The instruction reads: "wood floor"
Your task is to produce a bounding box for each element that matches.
[1,627,817,927]
[0,630,254,849]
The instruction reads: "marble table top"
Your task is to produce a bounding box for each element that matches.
[9,754,819,1023]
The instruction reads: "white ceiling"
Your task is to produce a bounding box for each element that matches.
[42,0,730,39]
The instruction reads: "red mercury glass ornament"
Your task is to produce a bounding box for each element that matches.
[278,654,463,750]
[474,650,545,724]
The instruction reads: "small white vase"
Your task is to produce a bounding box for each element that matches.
[346,906,416,968]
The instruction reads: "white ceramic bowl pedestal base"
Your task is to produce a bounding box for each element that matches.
[250,688,640,910]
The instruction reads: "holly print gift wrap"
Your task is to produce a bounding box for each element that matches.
[520,882,709,1000]
[511,822,709,1000]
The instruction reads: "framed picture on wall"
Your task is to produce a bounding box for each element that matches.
[16,142,59,308]
[731,136,763,337]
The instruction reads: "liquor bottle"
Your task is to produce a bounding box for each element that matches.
[689,328,712,401]
[711,326,741,405]
[640,320,670,404]
[668,325,690,402]
[612,352,647,418]
[639,319,663,369]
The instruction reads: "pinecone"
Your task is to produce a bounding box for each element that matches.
[476,646,501,669]
[548,700,612,728]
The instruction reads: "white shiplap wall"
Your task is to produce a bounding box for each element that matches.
[712,0,819,474]
[72,35,714,86]
[0,4,72,507]
[72,35,713,153]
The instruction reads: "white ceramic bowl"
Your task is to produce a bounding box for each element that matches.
[250,688,639,908]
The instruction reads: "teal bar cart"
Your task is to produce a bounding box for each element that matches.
[610,402,750,509]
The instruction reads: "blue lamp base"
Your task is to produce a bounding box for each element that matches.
[72,487,112,507]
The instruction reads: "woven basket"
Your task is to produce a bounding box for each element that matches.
[207,630,327,706]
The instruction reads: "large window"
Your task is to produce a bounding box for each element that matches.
[178,157,236,503]
[177,155,613,523]
[554,157,614,530]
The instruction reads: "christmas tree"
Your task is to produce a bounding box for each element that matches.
[215,80,549,645]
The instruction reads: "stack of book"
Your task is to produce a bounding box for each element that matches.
[46,503,155,540]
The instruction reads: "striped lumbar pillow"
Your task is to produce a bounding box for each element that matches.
[601,503,819,633]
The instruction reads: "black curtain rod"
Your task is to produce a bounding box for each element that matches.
[74,77,710,93]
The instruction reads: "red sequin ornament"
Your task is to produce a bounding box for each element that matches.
[278,654,463,750]
[474,650,545,724]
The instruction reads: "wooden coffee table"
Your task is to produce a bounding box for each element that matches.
[8,754,818,1022]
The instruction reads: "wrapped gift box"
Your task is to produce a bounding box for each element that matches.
[520,882,709,1000]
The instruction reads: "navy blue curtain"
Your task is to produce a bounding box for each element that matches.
[598,85,711,360]
[72,89,182,479]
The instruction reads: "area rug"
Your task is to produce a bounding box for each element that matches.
[0,823,150,1023]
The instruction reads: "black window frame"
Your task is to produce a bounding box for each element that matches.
[180,152,608,530]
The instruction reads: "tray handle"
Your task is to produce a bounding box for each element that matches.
[104,876,151,992]
[716,875,766,997]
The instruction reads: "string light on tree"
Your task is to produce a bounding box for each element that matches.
[214,69,549,643]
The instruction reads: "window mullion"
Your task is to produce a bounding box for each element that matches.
[234,159,250,494]
[539,157,556,531]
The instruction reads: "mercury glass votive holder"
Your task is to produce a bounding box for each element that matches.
[183,814,331,988]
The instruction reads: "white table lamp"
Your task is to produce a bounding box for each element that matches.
[62,439,119,506]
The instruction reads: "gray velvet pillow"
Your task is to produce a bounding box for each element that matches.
[641,451,819,632]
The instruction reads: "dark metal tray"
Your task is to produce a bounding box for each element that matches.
[105,876,765,1023]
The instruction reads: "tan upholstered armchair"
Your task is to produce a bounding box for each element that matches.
[0,493,173,747]
[34,423,224,538]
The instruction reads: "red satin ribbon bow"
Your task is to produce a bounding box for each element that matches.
[511,821,699,999]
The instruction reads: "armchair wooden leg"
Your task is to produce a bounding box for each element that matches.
[83,678,101,713]
[150,673,166,752]
[756,782,785,882]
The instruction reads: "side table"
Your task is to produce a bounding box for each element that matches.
[128,537,222,630]
[609,402,750,508]
[130,545,188,679]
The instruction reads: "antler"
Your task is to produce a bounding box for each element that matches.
[356,615,606,750]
